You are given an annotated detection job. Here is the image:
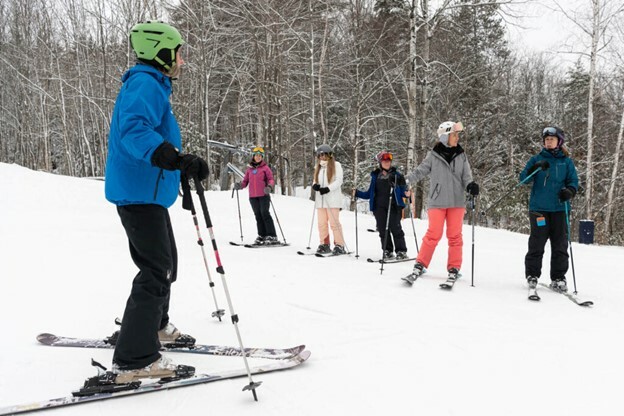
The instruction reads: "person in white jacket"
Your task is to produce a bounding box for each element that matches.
[312,144,346,255]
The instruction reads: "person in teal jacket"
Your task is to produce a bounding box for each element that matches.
[104,21,208,384]
[519,126,579,293]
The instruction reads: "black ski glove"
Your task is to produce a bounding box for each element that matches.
[527,160,550,175]
[466,182,480,196]
[558,187,576,201]
[319,187,330,195]
[312,184,321,191]
[234,182,242,190]
[151,142,209,180]
[264,185,273,195]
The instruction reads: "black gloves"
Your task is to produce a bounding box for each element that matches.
[152,142,209,180]
[234,182,242,190]
[264,185,273,195]
[319,187,330,195]
[527,160,550,175]
[466,182,480,196]
[312,184,321,191]
[558,187,576,201]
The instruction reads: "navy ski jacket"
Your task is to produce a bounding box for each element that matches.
[355,168,408,212]
[105,64,182,208]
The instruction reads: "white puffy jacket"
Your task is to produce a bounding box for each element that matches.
[314,161,344,209]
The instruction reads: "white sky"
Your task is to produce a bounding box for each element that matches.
[503,0,601,69]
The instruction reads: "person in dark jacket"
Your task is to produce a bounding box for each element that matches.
[354,151,410,260]
[105,21,208,384]
[235,146,279,245]
[519,126,579,293]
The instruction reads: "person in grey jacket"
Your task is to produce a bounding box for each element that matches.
[405,121,479,279]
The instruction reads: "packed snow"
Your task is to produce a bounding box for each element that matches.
[1,162,622,416]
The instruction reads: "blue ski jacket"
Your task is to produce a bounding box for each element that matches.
[355,168,408,211]
[105,64,182,208]
[519,148,579,212]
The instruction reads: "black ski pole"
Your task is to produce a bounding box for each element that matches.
[481,167,542,217]
[469,194,476,287]
[565,201,578,294]
[379,184,394,275]
[269,197,287,244]
[191,176,262,401]
[181,177,225,321]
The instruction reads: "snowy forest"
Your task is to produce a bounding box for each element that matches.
[1,0,624,244]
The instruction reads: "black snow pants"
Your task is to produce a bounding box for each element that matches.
[249,195,277,238]
[525,211,569,281]
[374,205,407,253]
[113,204,177,370]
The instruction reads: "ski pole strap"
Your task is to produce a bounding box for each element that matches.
[181,174,193,211]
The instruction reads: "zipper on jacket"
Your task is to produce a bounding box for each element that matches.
[153,168,164,200]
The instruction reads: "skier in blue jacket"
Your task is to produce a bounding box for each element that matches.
[519,126,579,293]
[354,151,410,260]
[105,21,207,384]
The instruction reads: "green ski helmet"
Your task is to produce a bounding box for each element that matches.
[129,21,185,73]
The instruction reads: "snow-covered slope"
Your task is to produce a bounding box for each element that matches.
[1,162,622,415]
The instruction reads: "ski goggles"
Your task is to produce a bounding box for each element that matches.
[252,146,265,155]
[376,151,393,162]
[542,127,558,137]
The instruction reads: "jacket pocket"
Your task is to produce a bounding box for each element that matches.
[430,183,440,200]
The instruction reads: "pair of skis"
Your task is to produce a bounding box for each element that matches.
[0,334,310,415]
[528,283,593,307]
[229,241,290,249]
[296,250,353,258]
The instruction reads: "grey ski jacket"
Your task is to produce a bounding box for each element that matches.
[406,147,473,209]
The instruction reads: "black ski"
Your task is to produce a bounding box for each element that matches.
[315,251,353,258]
[538,283,593,307]
[230,241,289,248]
[528,286,541,301]
[367,257,416,264]
[37,333,305,360]
[0,351,311,415]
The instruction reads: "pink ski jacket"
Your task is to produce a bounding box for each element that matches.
[241,161,275,198]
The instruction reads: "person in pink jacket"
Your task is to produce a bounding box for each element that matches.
[235,147,279,245]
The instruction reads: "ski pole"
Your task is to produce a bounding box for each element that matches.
[191,176,262,401]
[407,194,420,254]
[353,195,359,259]
[379,184,395,275]
[181,176,225,321]
[269,197,287,244]
[306,200,316,250]
[481,167,542,217]
[565,201,578,294]
[469,194,476,287]
[233,187,244,243]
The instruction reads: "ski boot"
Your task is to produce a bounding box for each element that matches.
[395,251,408,260]
[550,278,568,293]
[383,250,395,260]
[253,235,265,246]
[158,322,196,349]
[401,262,425,285]
[316,244,331,254]
[264,236,280,245]
[333,245,347,255]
